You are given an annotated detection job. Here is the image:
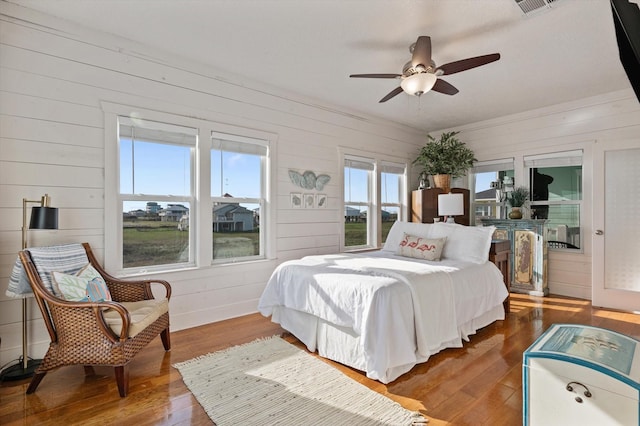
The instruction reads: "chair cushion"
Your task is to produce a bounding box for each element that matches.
[102,298,169,338]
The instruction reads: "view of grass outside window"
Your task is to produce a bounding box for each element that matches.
[119,117,195,269]
[344,156,406,248]
[211,134,266,261]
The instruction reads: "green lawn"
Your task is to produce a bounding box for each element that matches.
[123,219,394,267]
[344,221,395,247]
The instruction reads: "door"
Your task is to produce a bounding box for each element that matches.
[592,140,640,311]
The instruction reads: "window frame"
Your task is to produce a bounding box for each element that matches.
[470,158,515,224]
[524,150,583,252]
[341,150,408,251]
[210,132,269,264]
[103,102,276,275]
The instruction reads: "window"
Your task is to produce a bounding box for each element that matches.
[471,159,514,223]
[380,162,405,243]
[118,117,196,270]
[525,150,583,250]
[343,154,407,249]
[344,156,373,248]
[211,133,267,262]
[107,105,274,274]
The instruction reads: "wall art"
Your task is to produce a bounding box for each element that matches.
[288,170,331,190]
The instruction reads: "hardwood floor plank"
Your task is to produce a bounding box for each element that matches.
[1,298,638,425]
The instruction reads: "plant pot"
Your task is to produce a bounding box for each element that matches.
[433,174,451,192]
[508,207,523,219]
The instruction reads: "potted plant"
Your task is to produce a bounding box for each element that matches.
[413,131,476,191]
[506,186,530,219]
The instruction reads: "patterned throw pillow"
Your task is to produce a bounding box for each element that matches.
[52,264,112,302]
[397,233,447,261]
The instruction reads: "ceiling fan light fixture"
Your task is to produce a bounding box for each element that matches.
[400,73,437,96]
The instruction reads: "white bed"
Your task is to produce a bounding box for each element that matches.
[258,221,508,383]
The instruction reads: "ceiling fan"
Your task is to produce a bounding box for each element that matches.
[350,36,500,103]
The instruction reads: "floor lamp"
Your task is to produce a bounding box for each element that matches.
[0,194,58,381]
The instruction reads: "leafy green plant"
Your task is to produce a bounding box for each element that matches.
[507,186,530,208]
[412,131,476,178]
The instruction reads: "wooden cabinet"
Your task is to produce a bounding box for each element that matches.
[411,188,470,225]
[481,219,548,296]
[524,324,640,425]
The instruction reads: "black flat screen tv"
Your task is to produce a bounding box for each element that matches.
[611,0,640,102]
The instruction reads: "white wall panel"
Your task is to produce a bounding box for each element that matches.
[0,2,424,365]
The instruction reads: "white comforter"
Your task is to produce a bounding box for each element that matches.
[258,251,508,382]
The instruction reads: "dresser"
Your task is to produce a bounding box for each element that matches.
[481,219,548,296]
[523,324,640,425]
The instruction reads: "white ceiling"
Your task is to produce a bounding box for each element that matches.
[10,0,632,131]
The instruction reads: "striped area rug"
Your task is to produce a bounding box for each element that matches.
[174,336,426,425]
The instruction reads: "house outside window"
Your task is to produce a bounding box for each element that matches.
[343,154,407,250]
[211,133,267,262]
[471,159,515,223]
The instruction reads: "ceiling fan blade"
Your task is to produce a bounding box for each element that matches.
[431,78,459,95]
[379,86,404,103]
[349,73,401,78]
[436,53,501,75]
[411,36,432,69]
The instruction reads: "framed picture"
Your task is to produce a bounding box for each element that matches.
[316,193,327,208]
[303,193,315,208]
[290,192,302,208]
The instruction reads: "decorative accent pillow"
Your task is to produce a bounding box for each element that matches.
[52,264,111,302]
[397,233,446,261]
[382,221,432,252]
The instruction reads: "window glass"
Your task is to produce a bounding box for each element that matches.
[344,164,370,248]
[122,201,190,268]
[211,135,266,261]
[118,117,195,271]
[472,162,514,223]
[381,165,403,243]
[529,166,582,249]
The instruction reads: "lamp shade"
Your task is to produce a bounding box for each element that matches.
[438,193,464,217]
[400,73,437,96]
[29,207,58,230]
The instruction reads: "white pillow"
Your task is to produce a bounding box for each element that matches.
[382,221,432,252]
[397,233,447,261]
[429,223,495,264]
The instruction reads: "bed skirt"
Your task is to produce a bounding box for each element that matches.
[271,304,505,383]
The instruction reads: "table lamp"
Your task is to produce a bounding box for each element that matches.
[438,192,464,224]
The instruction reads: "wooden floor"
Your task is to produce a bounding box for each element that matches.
[1,294,639,425]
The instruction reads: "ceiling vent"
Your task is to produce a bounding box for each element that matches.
[515,0,559,16]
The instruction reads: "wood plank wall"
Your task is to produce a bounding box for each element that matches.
[2,2,639,367]
[431,90,640,299]
[0,3,424,365]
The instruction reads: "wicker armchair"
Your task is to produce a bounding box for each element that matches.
[19,242,171,397]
